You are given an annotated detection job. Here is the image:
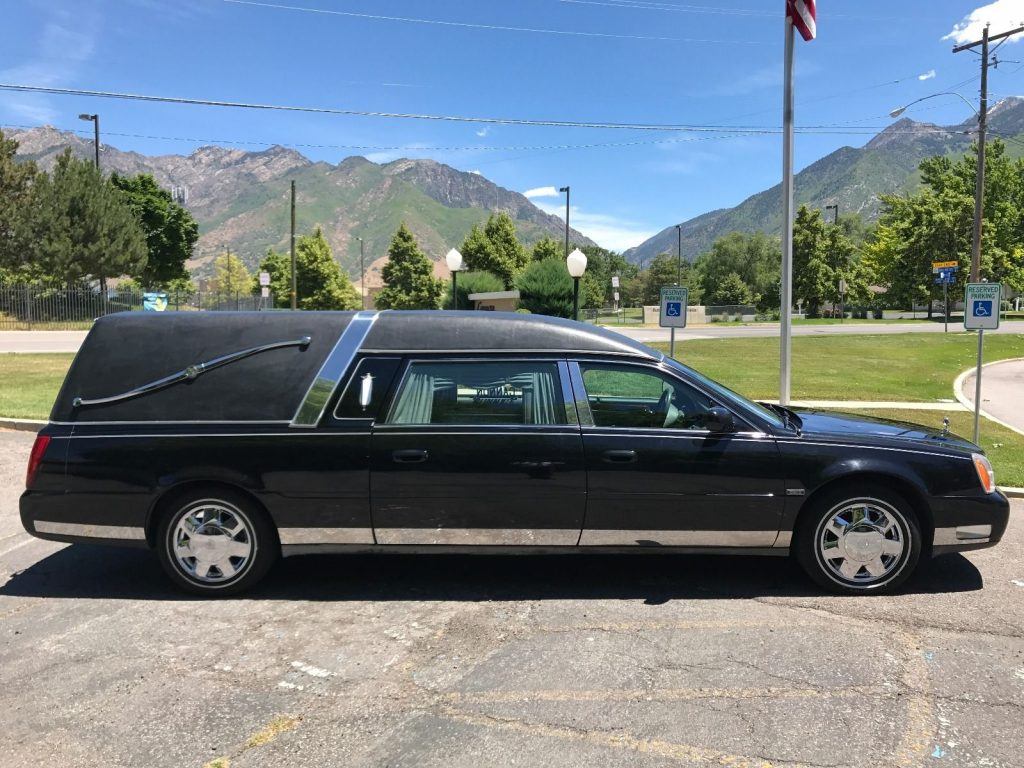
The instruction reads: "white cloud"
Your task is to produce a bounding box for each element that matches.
[523,186,560,199]
[918,69,937,81]
[469,169,482,175]
[944,1,1024,45]
[475,127,490,138]
[534,202,656,252]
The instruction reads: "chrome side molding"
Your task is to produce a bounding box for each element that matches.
[72,336,312,409]
[291,311,379,427]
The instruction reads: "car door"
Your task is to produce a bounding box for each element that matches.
[369,357,586,545]
[570,360,784,547]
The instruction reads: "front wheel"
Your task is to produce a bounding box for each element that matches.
[795,484,922,595]
[156,489,278,596]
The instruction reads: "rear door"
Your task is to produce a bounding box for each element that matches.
[571,360,784,547]
[370,358,585,545]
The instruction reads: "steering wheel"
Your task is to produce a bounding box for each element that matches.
[653,387,672,427]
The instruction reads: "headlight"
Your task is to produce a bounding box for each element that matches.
[972,453,995,494]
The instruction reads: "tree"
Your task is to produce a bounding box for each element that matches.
[638,252,700,305]
[210,251,253,296]
[580,244,639,307]
[791,205,833,317]
[256,248,292,308]
[461,213,527,287]
[376,223,443,309]
[694,232,779,310]
[0,130,37,275]
[706,271,752,306]
[110,173,199,289]
[294,228,361,310]
[515,257,574,318]
[442,270,505,309]
[27,150,147,286]
[531,236,562,262]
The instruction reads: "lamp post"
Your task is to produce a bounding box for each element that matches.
[78,113,99,168]
[356,236,366,309]
[567,247,587,321]
[445,248,464,309]
[558,186,570,260]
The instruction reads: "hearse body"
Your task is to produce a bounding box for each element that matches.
[21,310,1009,594]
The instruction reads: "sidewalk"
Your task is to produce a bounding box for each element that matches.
[956,357,1024,436]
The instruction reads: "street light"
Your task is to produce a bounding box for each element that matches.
[566,247,587,321]
[356,236,366,309]
[78,113,99,168]
[558,186,570,260]
[889,92,979,119]
[445,248,464,309]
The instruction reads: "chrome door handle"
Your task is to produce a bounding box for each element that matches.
[393,449,429,464]
[602,449,637,464]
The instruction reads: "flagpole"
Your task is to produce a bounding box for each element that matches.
[780,11,796,406]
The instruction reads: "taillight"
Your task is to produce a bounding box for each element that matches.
[972,453,995,494]
[26,434,51,489]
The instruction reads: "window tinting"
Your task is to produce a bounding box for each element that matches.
[387,361,566,425]
[333,357,402,419]
[579,363,720,430]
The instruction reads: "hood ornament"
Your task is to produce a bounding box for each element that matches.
[941,416,950,438]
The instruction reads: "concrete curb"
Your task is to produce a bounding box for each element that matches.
[1000,487,1024,498]
[953,357,1024,439]
[0,418,46,432]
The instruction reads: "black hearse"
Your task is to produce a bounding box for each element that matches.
[21,310,1009,595]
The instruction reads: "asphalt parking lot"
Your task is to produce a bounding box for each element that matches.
[1,429,1023,767]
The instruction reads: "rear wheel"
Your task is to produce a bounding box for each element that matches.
[156,489,277,596]
[796,484,922,595]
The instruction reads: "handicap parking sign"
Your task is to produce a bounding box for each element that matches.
[659,287,688,328]
[964,283,1001,330]
[666,301,682,317]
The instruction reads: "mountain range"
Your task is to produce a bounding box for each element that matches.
[8,125,595,284]
[9,96,1024,281]
[623,97,1024,265]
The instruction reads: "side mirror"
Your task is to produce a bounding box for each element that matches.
[359,373,374,411]
[704,406,734,433]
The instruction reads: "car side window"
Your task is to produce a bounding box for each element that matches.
[579,363,718,430]
[386,360,567,426]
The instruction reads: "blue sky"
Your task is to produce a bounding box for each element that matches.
[2,0,1023,251]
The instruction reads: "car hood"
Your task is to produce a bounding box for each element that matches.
[794,409,978,453]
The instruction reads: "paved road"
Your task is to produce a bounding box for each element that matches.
[4,321,1024,353]
[612,320,1024,343]
[961,358,1024,434]
[2,430,1023,767]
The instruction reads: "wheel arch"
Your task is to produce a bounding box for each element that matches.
[793,471,935,550]
[145,480,278,550]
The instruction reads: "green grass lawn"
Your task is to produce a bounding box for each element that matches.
[654,332,1024,401]
[0,353,73,420]
[823,408,1024,488]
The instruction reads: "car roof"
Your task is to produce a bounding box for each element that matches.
[362,311,661,360]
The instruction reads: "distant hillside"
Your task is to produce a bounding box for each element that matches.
[9,126,595,280]
[624,97,1024,265]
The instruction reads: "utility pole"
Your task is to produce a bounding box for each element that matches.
[953,23,1024,282]
[559,186,570,260]
[779,11,796,406]
[289,180,297,310]
[356,236,366,310]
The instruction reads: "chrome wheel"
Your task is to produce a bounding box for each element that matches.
[170,500,255,584]
[817,498,907,587]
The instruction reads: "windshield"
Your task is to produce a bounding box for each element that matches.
[663,356,786,430]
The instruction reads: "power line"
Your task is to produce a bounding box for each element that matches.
[0,83,975,136]
[223,0,771,44]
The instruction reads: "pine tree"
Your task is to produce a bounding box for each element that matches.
[0,130,37,275]
[376,224,443,309]
[295,228,361,310]
[461,213,527,288]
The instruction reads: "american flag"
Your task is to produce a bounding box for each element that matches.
[787,0,817,41]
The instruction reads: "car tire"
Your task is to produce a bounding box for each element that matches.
[156,488,278,596]
[795,483,922,595]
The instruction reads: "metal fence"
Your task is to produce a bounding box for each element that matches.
[581,307,645,325]
[0,285,273,330]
